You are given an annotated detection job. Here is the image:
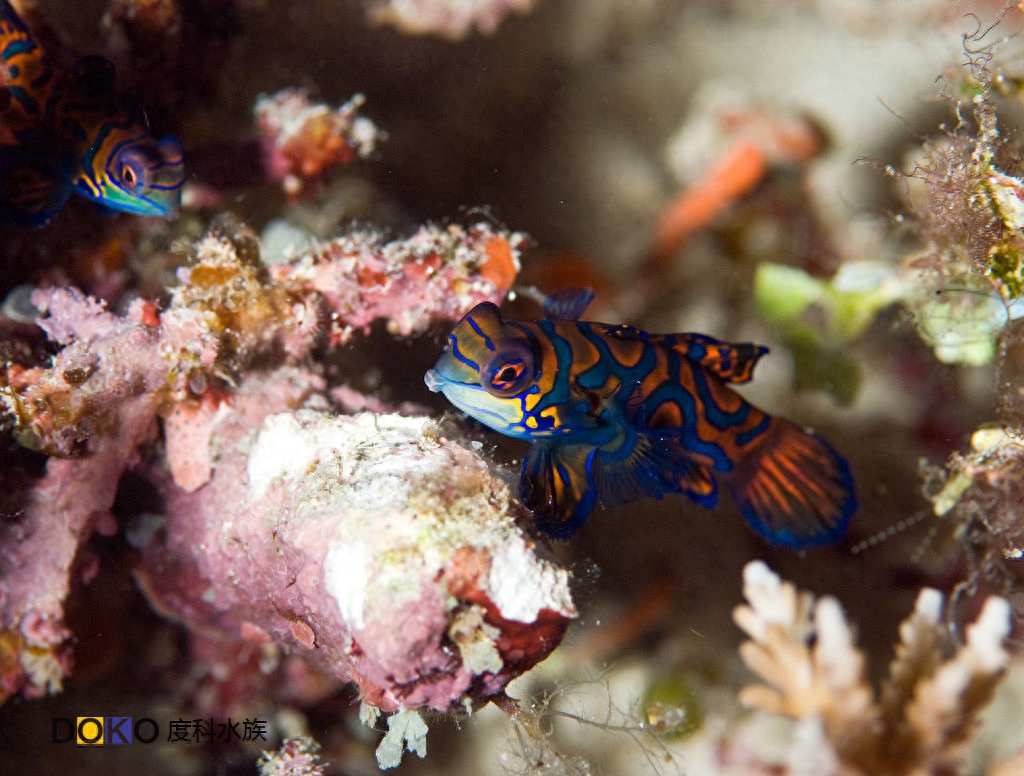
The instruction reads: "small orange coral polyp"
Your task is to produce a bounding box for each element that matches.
[480,236,517,293]
[139,301,160,329]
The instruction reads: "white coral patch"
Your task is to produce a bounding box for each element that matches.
[486,538,575,623]
[324,541,371,629]
[246,411,434,501]
[247,412,330,499]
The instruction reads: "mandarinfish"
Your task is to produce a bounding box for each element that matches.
[426,289,856,548]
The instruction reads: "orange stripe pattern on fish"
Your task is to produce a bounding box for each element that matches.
[425,289,856,548]
[0,0,183,226]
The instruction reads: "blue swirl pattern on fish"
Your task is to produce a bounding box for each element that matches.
[425,290,856,548]
[0,0,183,226]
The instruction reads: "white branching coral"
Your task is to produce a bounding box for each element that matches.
[733,561,1012,776]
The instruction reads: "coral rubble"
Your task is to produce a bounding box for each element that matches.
[137,390,575,715]
[0,215,533,709]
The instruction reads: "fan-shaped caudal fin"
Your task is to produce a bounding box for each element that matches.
[724,416,856,549]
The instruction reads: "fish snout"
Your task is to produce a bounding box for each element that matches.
[424,369,444,393]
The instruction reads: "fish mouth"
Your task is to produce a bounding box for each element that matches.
[424,369,444,393]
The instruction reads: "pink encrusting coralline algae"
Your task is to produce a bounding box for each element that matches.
[136,369,575,714]
[268,222,526,345]
[0,216,544,708]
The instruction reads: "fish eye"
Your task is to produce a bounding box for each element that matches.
[115,149,148,192]
[482,341,535,397]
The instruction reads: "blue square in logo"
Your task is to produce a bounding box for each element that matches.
[105,716,132,745]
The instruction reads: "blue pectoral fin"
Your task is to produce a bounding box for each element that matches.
[522,429,720,538]
[0,144,72,227]
[521,441,599,538]
[542,287,595,320]
[724,417,856,549]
